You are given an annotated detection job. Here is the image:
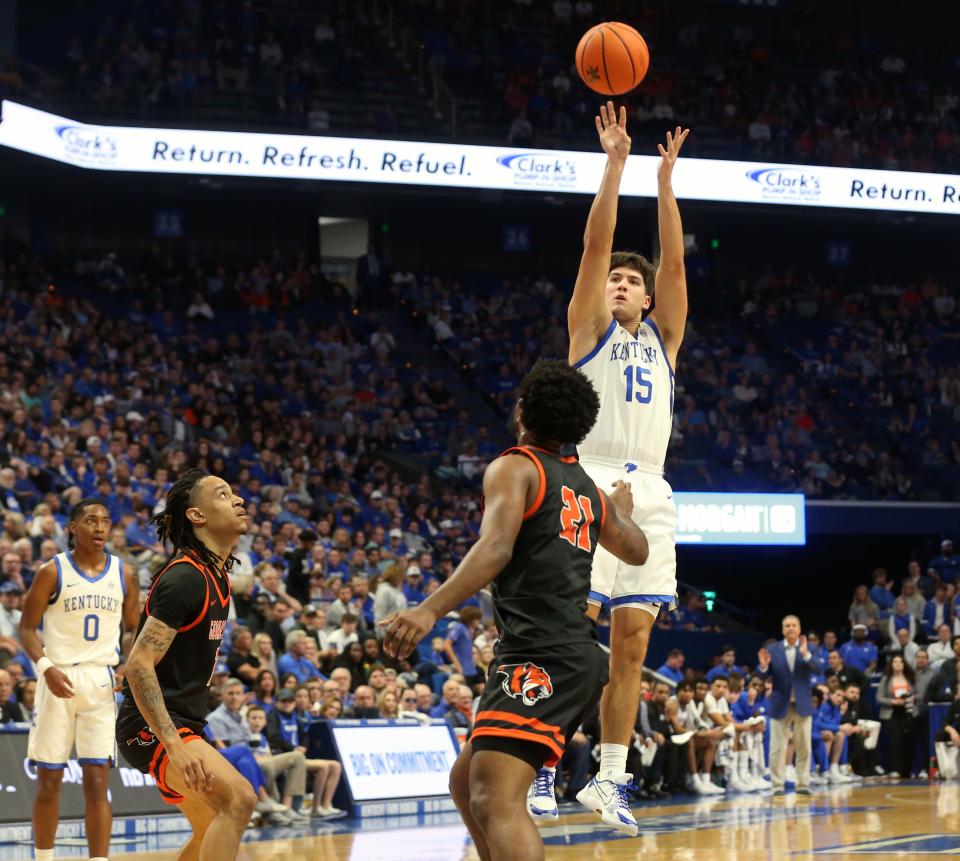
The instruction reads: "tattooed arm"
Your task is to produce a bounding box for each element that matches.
[126,616,214,792]
[125,616,180,743]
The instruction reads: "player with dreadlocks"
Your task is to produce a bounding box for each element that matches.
[382,361,650,861]
[116,469,256,861]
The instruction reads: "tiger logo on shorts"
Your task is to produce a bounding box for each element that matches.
[498,662,554,706]
[127,728,156,747]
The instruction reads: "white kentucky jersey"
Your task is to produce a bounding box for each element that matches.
[574,317,675,470]
[44,551,125,666]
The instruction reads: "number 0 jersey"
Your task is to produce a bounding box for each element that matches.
[574,316,675,471]
[491,446,606,651]
[43,551,125,666]
[119,554,230,725]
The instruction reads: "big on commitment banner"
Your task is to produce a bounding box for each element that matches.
[3,100,960,215]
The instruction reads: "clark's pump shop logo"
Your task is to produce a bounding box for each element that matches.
[56,125,118,166]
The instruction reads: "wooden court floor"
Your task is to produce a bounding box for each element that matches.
[6,782,958,860]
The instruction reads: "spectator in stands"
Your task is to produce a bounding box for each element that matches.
[402,565,426,606]
[657,649,685,684]
[674,592,719,631]
[398,687,429,722]
[929,635,960,702]
[444,684,474,732]
[269,690,346,819]
[328,667,354,709]
[348,685,378,719]
[14,677,35,722]
[442,606,483,689]
[377,689,399,718]
[840,625,878,674]
[277,630,321,684]
[246,705,309,823]
[413,683,435,714]
[0,553,25,592]
[373,563,407,623]
[870,569,896,618]
[429,678,462,719]
[285,530,318,605]
[900,580,926,623]
[0,581,22,660]
[325,584,357,632]
[923,584,952,638]
[328,612,360,654]
[930,539,960,584]
[332,641,366,690]
[877,656,916,778]
[888,598,917,644]
[227,626,261,685]
[886,627,920,669]
[929,624,955,667]
[251,670,279,714]
[0,668,17,723]
[253,632,278,677]
[706,645,740,682]
[848,586,882,637]
[824,649,870,697]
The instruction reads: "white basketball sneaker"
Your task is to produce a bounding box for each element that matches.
[527,768,559,823]
[576,772,638,837]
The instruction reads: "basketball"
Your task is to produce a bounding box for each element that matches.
[575,22,650,96]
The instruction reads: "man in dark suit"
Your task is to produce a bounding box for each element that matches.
[757,614,822,796]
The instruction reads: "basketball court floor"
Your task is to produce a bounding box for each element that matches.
[3,782,958,860]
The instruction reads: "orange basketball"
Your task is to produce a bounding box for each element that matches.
[575,22,650,96]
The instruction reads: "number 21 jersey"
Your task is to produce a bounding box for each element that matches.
[492,446,606,652]
[574,317,675,471]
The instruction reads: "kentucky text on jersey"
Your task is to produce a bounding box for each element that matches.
[608,339,661,364]
[61,595,122,613]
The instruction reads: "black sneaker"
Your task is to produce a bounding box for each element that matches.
[796,787,813,796]
[772,789,786,797]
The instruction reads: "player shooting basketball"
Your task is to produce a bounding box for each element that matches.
[529,105,690,835]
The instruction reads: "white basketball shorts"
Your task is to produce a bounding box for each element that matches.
[28,663,118,768]
[581,457,677,616]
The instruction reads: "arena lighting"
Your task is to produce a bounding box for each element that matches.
[3,100,960,215]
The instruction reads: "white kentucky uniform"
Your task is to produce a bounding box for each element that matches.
[574,316,677,613]
[28,551,125,768]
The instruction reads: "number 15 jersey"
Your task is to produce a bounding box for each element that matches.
[573,317,675,472]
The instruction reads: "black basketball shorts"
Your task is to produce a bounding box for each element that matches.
[471,640,609,770]
[116,704,209,805]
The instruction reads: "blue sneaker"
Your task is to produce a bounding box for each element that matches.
[576,772,638,836]
[527,767,559,823]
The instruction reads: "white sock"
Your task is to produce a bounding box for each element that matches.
[34,851,54,861]
[90,857,108,861]
[599,744,629,778]
[541,765,556,774]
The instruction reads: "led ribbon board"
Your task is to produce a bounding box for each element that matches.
[3,101,960,214]
[674,492,806,545]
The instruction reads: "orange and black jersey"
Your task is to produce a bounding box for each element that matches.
[119,555,230,725]
[491,446,606,651]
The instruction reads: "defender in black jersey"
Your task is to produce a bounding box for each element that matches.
[383,361,648,861]
[117,470,256,861]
